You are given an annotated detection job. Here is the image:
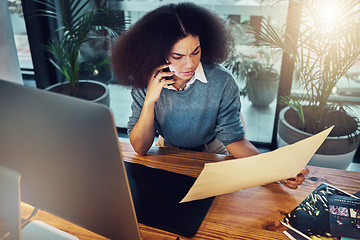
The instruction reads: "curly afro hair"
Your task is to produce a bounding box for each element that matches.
[111,2,234,89]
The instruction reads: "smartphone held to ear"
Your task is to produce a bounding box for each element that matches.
[162,67,173,80]
[162,67,174,85]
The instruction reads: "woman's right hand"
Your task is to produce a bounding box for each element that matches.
[144,64,175,104]
[129,64,175,155]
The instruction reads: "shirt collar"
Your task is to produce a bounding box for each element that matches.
[189,62,207,84]
[165,62,207,91]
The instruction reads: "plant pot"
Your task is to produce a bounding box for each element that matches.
[45,80,110,106]
[247,78,279,108]
[277,106,360,170]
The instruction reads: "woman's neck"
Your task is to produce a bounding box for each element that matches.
[172,76,193,91]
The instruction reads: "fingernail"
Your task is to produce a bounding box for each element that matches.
[287,178,296,181]
[297,173,303,177]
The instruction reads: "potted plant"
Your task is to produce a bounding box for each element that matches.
[35,0,125,105]
[257,0,360,169]
[223,47,280,107]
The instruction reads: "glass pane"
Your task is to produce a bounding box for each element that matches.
[289,1,360,128]
[108,0,289,144]
[7,0,34,72]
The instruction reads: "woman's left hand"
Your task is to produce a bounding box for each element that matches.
[280,168,309,189]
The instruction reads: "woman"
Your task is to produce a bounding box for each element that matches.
[111,3,308,189]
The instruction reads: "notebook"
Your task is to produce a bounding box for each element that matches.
[125,161,214,238]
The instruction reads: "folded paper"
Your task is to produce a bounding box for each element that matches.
[181,126,333,203]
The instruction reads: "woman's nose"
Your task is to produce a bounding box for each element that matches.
[184,56,193,68]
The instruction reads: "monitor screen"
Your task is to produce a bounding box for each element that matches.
[0,79,141,240]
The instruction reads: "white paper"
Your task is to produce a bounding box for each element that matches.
[180,126,333,203]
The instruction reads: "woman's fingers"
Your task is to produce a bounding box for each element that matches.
[145,65,175,104]
[152,64,174,83]
[280,168,309,189]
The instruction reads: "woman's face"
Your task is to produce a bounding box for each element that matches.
[167,35,201,81]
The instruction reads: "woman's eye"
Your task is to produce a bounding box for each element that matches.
[193,51,200,55]
[172,56,182,60]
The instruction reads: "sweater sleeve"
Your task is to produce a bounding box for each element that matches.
[214,78,245,146]
[127,88,146,136]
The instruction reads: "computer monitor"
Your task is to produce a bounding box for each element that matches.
[0,79,141,240]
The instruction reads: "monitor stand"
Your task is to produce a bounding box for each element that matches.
[22,220,78,240]
[0,165,21,240]
[0,165,78,240]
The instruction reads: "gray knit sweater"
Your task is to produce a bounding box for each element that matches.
[127,62,245,148]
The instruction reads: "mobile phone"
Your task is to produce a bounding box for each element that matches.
[162,67,173,80]
[162,67,174,86]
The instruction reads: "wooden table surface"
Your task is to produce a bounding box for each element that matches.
[21,141,360,240]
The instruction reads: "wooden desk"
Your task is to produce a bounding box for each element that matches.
[21,142,360,239]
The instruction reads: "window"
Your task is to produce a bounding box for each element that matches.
[21,0,315,147]
[107,0,289,145]
[8,0,34,77]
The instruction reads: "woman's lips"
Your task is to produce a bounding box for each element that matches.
[181,71,194,77]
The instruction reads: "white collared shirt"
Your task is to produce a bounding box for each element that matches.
[164,62,207,91]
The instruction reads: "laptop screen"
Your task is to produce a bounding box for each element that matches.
[0,79,141,240]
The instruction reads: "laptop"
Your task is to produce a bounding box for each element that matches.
[0,79,141,240]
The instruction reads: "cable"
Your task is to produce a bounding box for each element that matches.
[22,207,40,228]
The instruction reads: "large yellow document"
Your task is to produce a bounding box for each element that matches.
[181,126,333,203]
